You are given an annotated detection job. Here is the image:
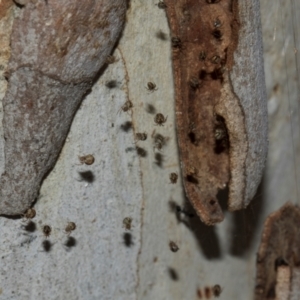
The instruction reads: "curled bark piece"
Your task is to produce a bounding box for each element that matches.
[255,203,300,300]
[228,0,268,210]
[164,0,267,224]
[0,0,126,215]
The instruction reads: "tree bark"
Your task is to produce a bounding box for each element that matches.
[0,0,299,299]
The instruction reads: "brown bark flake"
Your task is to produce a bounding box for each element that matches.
[165,0,239,224]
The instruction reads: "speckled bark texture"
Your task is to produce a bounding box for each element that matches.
[164,0,267,224]
[0,0,126,215]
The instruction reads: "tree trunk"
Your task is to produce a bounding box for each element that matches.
[0,0,299,299]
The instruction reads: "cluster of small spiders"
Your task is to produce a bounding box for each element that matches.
[24,154,93,247]
[114,0,186,253]
[122,219,182,254]
[41,222,76,238]
[23,208,76,239]
[104,1,226,297]
[114,54,176,182]
[169,0,227,94]
[20,125,95,248]
[169,0,230,187]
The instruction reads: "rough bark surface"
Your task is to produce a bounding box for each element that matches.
[255,203,300,300]
[0,0,126,215]
[164,0,268,224]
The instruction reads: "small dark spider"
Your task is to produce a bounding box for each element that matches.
[135,132,147,141]
[43,225,52,238]
[156,0,167,9]
[79,154,95,165]
[119,100,133,114]
[211,55,221,64]
[186,166,199,184]
[213,18,222,28]
[169,241,179,252]
[215,126,226,141]
[169,173,178,184]
[189,77,201,89]
[186,166,198,176]
[153,134,165,151]
[136,146,147,157]
[65,222,76,235]
[171,37,182,49]
[199,51,207,61]
[146,82,158,92]
[123,217,132,230]
[154,113,167,126]
[212,284,222,297]
[24,208,36,220]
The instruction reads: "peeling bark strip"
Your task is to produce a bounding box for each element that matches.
[255,203,300,300]
[0,0,126,215]
[164,0,268,225]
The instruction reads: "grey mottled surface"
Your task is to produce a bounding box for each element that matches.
[230,0,268,209]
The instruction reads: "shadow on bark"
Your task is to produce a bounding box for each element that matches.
[229,177,265,257]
